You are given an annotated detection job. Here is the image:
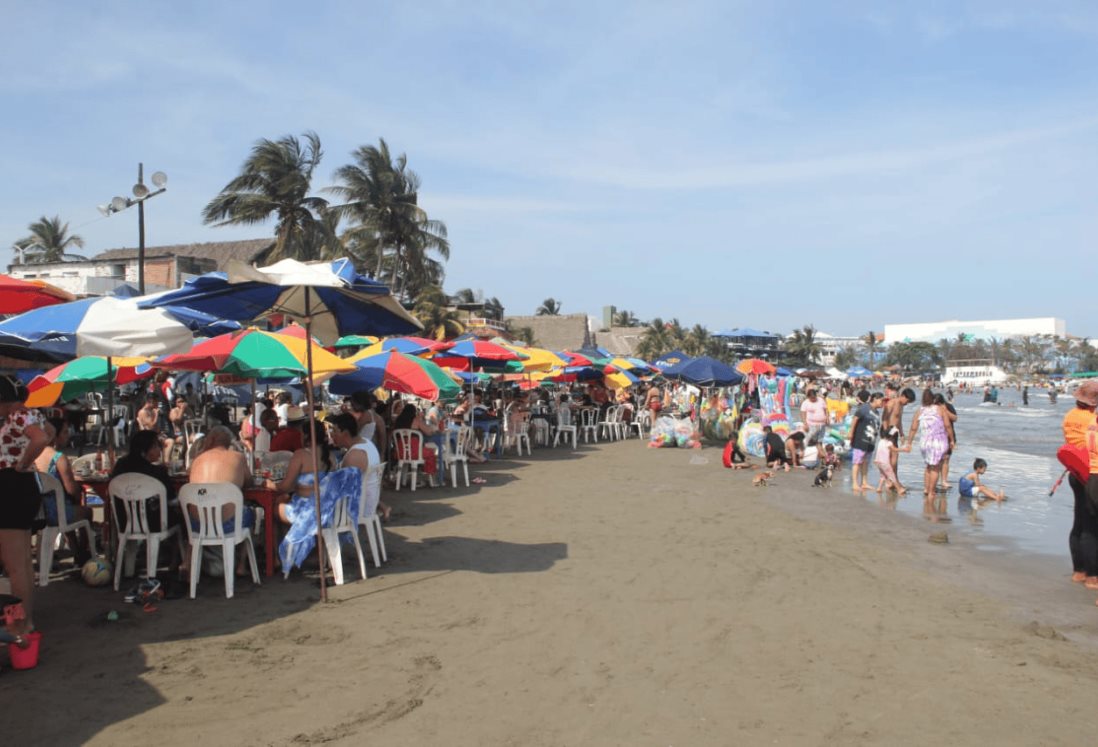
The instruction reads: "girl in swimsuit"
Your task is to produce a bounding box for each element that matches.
[905,389,955,497]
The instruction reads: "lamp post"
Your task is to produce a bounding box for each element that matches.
[98,163,167,294]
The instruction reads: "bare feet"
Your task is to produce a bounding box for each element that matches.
[874,487,882,493]
[379,501,392,522]
[1085,577,1098,590]
[1072,571,1087,583]
[897,488,908,496]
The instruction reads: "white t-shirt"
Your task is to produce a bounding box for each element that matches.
[801,398,828,427]
[275,402,291,426]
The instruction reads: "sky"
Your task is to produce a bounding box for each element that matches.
[3,1,1098,337]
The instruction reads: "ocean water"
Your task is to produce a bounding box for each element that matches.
[860,388,1073,558]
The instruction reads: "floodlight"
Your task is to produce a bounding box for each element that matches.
[110,196,129,212]
[132,182,149,199]
[150,171,167,188]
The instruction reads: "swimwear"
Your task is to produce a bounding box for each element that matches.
[916,406,949,466]
[958,477,976,498]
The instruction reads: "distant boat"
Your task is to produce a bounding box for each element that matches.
[943,359,1010,385]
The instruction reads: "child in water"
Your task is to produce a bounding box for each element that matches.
[959,458,1005,502]
[874,437,909,495]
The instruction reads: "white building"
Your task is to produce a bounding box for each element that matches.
[806,332,866,366]
[884,317,1066,345]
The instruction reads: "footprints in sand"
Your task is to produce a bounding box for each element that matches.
[290,653,442,744]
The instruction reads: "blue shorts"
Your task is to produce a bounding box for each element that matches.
[190,505,255,534]
[43,498,77,526]
[958,477,976,498]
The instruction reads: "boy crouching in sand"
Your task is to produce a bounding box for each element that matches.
[722,431,752,470]
[959,458,1005,502]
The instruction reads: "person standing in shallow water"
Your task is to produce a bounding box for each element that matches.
[905,389,955,498]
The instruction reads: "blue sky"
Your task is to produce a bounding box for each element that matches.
[3,1,1098,337]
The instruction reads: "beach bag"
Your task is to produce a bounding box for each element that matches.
[1057,443,1089,484]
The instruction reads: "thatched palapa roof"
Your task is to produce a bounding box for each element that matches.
[94,239,274,272]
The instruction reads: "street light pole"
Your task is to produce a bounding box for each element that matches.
[137,165,147,294]
[98,163,167,295]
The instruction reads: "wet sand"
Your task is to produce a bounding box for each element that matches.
[6,439,1098,745]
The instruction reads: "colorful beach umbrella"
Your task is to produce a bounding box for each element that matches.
[154,329,355,379]
[0,295,194,362]
[334,334,379,349]
[736,358,776,375]
[139,258,421,344]
[670,357,744,387]
[432,339,527,370]
[24,355,154,408]
[350,336,453,361]
[328,350,461,401]
[0,274,75,314]
[500,343,567,373]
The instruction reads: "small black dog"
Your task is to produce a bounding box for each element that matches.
[813,464,835,488]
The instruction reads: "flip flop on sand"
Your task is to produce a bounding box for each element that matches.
[472,477,487,484]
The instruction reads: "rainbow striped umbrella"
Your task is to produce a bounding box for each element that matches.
[329,350,461,401]
[24,355,154,408]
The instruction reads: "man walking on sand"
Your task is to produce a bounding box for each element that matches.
[882,387,916,477]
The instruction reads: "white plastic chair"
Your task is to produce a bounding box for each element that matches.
[392,429,426,491]
[109,473,180,590]
[357,460,388,567]
[178,482,260,599]
[513,420,532,456]
[183,418,204,446]
[629,410,649,439]
[278,468,365,585]
[600,405,624,441]
[553,406,577,449]
[443,426,473,488]
[36,472,97,587]
[579,408,599,443]
[96,405,129,448]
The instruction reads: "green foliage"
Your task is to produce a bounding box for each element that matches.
[202,131,330,262]
[783,325,823,366]
[885,341,940,372]
[328,138,448,303]
[17,215,85,263]
[536,298,562,316]
[413,285,465,341]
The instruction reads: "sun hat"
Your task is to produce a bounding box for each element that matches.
[1075,381,1098,408]
[285,405,307,422]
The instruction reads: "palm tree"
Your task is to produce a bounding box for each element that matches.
[684,324,712,358]
[536,298,562,316]
[635,318,673,361]
[863,330,879,367]
[507,324,537,345]
[16,215,85,263]
[202,131,329,262]
[328,138,449,299]
[784,325,822,366]
[834,345,860,370]
[413,285,465,341]
[483,297,505,321]
[613,309,640,327]
[666,318,687,349]
[936,337,954,365]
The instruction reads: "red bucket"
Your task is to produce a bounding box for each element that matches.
[9,631,41,670]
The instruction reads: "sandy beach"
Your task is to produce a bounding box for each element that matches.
[6,438,1098,746]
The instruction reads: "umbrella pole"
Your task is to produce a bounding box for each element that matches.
[304,293,328,603]
[106,357,116,466]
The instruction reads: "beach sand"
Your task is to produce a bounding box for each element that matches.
[6,439,1098,745]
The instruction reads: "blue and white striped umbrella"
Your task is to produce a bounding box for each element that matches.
[0,295,194,361]
[139,257,421,344]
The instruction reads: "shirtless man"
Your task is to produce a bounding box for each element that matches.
[186,425,250,575]
[881,387,916,477]
[135,394,172,463]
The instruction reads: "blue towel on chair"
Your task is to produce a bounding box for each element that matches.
[279,468,362,571]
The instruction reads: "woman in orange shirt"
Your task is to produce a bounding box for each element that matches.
[1062,381,1098,590]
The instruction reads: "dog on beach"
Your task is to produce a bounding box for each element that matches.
[813,464,835,488]
[753,471,775,487]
